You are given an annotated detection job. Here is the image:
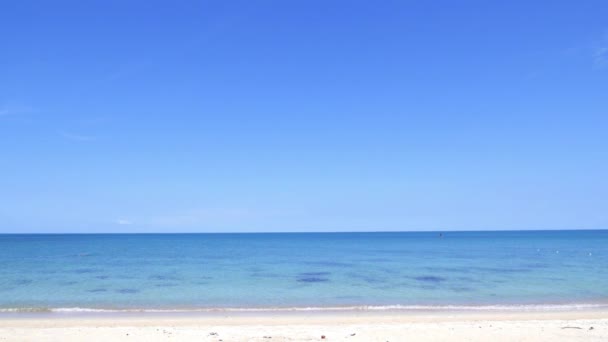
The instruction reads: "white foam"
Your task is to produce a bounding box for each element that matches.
[2,303,607,314]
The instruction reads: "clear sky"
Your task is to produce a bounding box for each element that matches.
[1,1,607,233]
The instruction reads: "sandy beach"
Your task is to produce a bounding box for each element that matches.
[1,310,606,341]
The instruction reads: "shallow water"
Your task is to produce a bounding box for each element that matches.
[0,231,607,311]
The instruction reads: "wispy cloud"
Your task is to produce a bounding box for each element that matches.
[60,131,97,141]
[116,219,133,225]
[593,30,608,69]
[0,105,34,117]
[594,47,608,69]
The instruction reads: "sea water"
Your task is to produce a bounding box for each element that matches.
[0,231,607,312]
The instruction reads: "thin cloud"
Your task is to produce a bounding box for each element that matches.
[592,30,608,69]
[60,131,97,141]
[0,105,34,117]
[116,219,133,225]
[594,47,608,69]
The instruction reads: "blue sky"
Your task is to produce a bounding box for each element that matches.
[1,1,607,233]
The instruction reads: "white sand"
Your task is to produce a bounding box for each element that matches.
[0,310,607,341]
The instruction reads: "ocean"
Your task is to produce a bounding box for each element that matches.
[0,231,607,313]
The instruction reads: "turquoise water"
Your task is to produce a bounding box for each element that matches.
[1,231,607,312]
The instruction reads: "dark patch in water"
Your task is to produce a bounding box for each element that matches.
[149,274,179,281]
[416,285,438,290]
[14,279,33,285]
[59,281,78,286]
[155,283,178,287]
[88,288,107,293]
[73,268,98,274]
[116,288,139,294]
[303,261,352,268]
[298,272,331,277]
[414,276,447,283]
[297,276,330,283]
[450,286,474,292]
[95,275,109,280]
[74,253,94,257]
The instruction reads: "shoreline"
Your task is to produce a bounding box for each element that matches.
[1,307,608,321]
[1,301,608,314]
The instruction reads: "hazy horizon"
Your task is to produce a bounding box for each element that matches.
[1,228,607,235]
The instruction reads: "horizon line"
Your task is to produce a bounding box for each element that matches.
[0,228,606,235]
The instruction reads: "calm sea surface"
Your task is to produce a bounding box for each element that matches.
[1,231,607,312]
